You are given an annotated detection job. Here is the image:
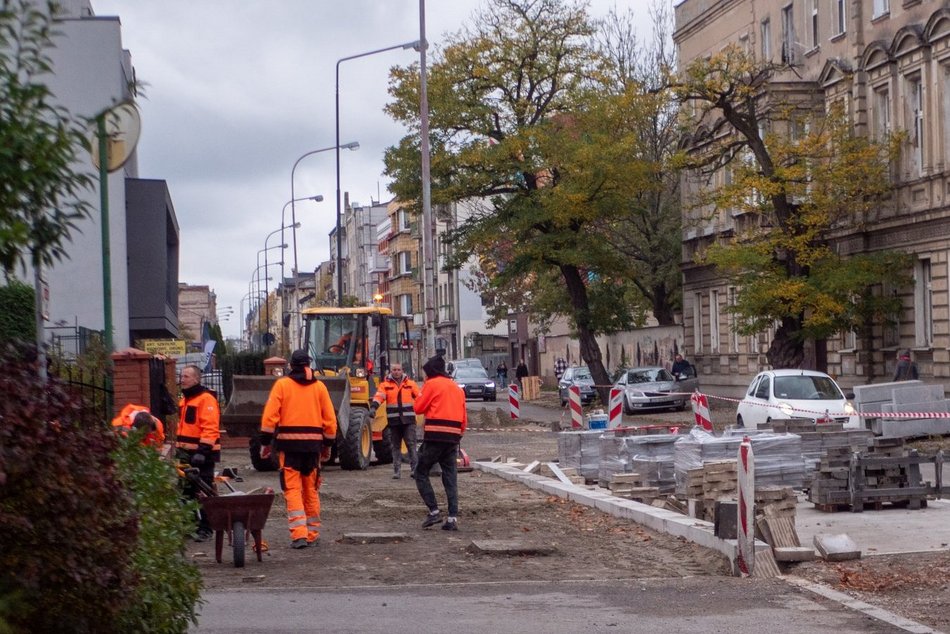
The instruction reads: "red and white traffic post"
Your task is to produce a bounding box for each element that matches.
[508,383,520,420]
[568,385,584,429]
[608,387,623,429]
[690,390,713,431]
[736,436,755,577]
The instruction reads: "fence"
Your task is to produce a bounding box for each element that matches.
[49,361,113,424]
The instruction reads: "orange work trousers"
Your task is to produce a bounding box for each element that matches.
[278,452,322,543]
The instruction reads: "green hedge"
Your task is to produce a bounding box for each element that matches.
[0,282,35,344]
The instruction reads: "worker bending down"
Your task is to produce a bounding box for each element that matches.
[260,349,338,549]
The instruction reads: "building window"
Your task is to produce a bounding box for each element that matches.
[398,293,413,316]
[396,251,412,275]
[833,0,846,35]
[873,0,889,19]
[760,18,771,61]
[781,4,795,64]
[693,292,703,354]
[809,0,819,49]
[910,77,924,176]
[914,258,933,347]
[397,209,411,232]
[728,287,739,353]
[710,290,721,353]
[873,87,890,140]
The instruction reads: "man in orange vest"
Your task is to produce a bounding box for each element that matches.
[177,365,221,541]
[111,403,165,448]
[413,355,467,531]
[260,349,338,549]
[370,362,420,479]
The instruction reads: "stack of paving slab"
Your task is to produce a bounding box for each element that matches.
[597,433,678,493]
[769,419,873,488]
[853,380,950,438]
[673,428,805,495]
[556,430,603,481]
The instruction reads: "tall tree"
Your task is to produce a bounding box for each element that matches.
[385,0,680,395]
[674,45,910,369]
[0,1,92,274]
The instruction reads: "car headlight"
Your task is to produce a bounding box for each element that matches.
[626,389,645,398]
[354,368,367,378]
[778,401,794,416]
[844,401,856,415]
[485,381,495,388]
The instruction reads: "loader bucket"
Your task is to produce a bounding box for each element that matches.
[221,375,278,437]
[314,375,351,437]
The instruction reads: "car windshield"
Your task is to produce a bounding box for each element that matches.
[572,368,592,380]
[455,368,488,380]
[627,369,672,383]
[773,375,843,400]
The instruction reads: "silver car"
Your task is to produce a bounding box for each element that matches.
[613,366,699,413]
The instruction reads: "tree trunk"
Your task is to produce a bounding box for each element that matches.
[651,283,675,326]
[560,264,612,403]
[766,317,805,369]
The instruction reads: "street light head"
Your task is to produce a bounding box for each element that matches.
[342,141,360,151]
[405,39,424,51]
[312,195,324,202]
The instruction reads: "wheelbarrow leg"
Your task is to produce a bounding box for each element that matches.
[214,530,224,564]
[252,530,264,562]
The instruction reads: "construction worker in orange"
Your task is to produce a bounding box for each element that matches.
[413,355,467,531]
[370,362,420,479]
[260,349,337,549]
[177,365,221,541]
[111,403,165,447]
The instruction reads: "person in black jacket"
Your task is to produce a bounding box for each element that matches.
[515,359,529,391]
[893,349,919,381]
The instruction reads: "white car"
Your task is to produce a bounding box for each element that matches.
[736,369,858,429]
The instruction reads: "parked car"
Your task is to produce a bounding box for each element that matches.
[558,366,597,406]
[735,369,858,429]
[446,358,484,373]
[452,366,497,401]
[613,366,698,413]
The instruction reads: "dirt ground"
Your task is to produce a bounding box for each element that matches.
[190,399,950,632]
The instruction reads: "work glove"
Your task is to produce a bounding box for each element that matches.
[320,446,332,463]
[189,452,206,467]
[260,445,272,460]
[369,401,379,416]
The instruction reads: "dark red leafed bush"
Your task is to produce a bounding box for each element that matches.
[0,343,138,633]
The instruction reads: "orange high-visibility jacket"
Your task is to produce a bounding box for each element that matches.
[413,375,467,443]
[261,374,338,453]
[111,403,165,447]
[372,375,420,426]
[177,387,221,460]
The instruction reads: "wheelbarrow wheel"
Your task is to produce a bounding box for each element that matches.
[232,520,246,568]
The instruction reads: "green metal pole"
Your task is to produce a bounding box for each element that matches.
[98,115,114,415]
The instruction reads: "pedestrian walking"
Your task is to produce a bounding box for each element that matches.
[496,360,508,384]
[893,349,919,381]
[553,357,567,382]
[260,350,338,549]
[413,355,467,531]
[177,365,221,541]
[515,358,529,391]
[371,362,420,479]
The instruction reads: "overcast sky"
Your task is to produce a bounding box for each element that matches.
[91,0,651,339]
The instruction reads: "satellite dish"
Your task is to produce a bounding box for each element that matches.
[89,103,141,172]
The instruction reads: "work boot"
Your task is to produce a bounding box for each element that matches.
[421,510,441,528]
[392,471,401,480]
[291,538,308,549]
[192,530,213,543]
[307,537,320,548]
[442,518,458,531]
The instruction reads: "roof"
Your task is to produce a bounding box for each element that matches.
[300,306,393,316]
[762,369,831,377]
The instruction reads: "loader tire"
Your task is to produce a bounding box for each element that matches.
[373,426,394,465]
[249,434,279,472]
[339,408,372,470]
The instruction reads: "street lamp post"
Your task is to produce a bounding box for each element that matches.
[336,42,418,307]
[289,143,358,282]
[263,224,296,352]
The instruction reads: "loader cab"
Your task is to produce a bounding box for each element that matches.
[301,307,414,380]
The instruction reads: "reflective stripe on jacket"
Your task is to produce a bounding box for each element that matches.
[372,376,420,426]
[177,388,221,459]
[261,376,338,453]
[413,375,466,443]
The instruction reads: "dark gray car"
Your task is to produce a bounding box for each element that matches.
[558,366,597,406]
